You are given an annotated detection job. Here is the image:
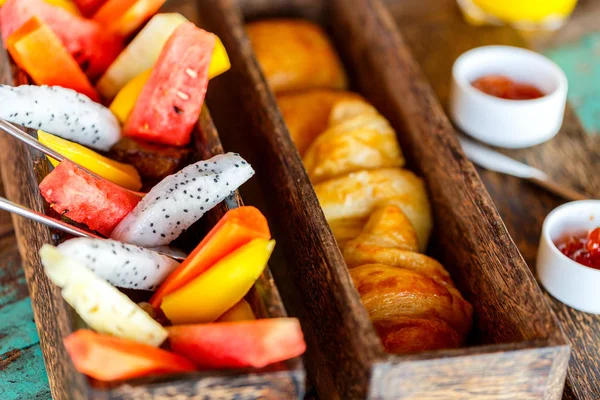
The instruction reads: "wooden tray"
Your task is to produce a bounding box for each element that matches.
[382,1,600,398]
[196,0,571,398]
[0,2,304,399]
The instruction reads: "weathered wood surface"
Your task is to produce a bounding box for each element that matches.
[199,2,381,398]
[0,170,51,400]
[204,0,569,398]
[0,1,304,398]
[383,0,600,399]
[4,0,600,398]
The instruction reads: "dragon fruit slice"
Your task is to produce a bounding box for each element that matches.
[0,85,121,151]
[57,238,179,291]
[40,244,168,347]
[111,153,254,247]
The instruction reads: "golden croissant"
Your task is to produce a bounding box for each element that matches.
[248,19,472,354]
[246,19,348,94]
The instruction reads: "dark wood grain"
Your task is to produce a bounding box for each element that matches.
[201,0,570,398]
[0,169,52,400]
[382,1,600,399]
[198,2,381,399]
[0,54,89,400]
[0,1,304,398]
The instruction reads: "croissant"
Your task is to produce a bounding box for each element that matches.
[246,20,348,94]
[248,19,472,355]
[346,205,472,352]
[314,168,432,251]
[303,103,405,184]
[277,90,363,155]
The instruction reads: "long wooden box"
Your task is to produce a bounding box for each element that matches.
[0,1,304,399]
[196,0,571,398]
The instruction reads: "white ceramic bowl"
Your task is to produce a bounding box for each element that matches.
[450,45,568,148]
[537,200,600,314]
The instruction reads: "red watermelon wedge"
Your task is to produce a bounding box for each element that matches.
[39,161,140,236]
[124,23,215,147]
[74,0,107,17]
[0,0,123,79]
[167,319,306,369]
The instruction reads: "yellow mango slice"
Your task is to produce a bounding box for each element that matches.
[109,37,231,124]
[216,299,256,322]
[45,0,80,14]
[208,36,231,79]
[110,69,152,123]
[38,130,142,191]
[161,239,275,325]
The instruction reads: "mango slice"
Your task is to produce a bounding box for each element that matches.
[38,130,142,191]
[109,69,152,123]
[161,239,274,324]
[208,36,231,79]
[216,299,256,322]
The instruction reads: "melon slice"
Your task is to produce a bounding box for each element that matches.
[96,13,187,99]
[38,160,140,236]
[40,245,168,347]
[124,23,215,146]
[167,319,306,369]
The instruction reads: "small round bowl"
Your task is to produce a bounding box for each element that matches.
[537,200,600,314]
[450,45,568,149]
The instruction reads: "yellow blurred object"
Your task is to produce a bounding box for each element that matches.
[38,130,143,191]
[458,0,577,30]
[0,0,80,14]
[208,36,231,79]
[216,299,256,322]
[110,69,152,124]
[45,0,80,14]
[109,37,230,124]
[161,239,275,325]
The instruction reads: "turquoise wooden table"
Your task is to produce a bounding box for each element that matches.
[0,180,50,399]
[1,1,599,399]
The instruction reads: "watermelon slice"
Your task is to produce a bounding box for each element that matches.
[0,0,123,79]
[73,0,106,17]
[124,23,215,146]
[39,160,140,236]
[167,319,306,369]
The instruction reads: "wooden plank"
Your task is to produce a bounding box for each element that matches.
[383,1,600,399]
[0,171,51,399]
[199,2,381,398]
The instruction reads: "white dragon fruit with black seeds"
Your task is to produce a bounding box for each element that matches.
[111,153,254,247]
[40,245,168,347]
[57,237,179,291]
[0,85,121,151]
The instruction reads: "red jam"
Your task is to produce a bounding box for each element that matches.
[555,228,600,269]
[471,75,545,100]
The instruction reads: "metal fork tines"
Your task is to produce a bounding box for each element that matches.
[0,196,187,260]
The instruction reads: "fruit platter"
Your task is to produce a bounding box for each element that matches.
[0,0,305,398]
